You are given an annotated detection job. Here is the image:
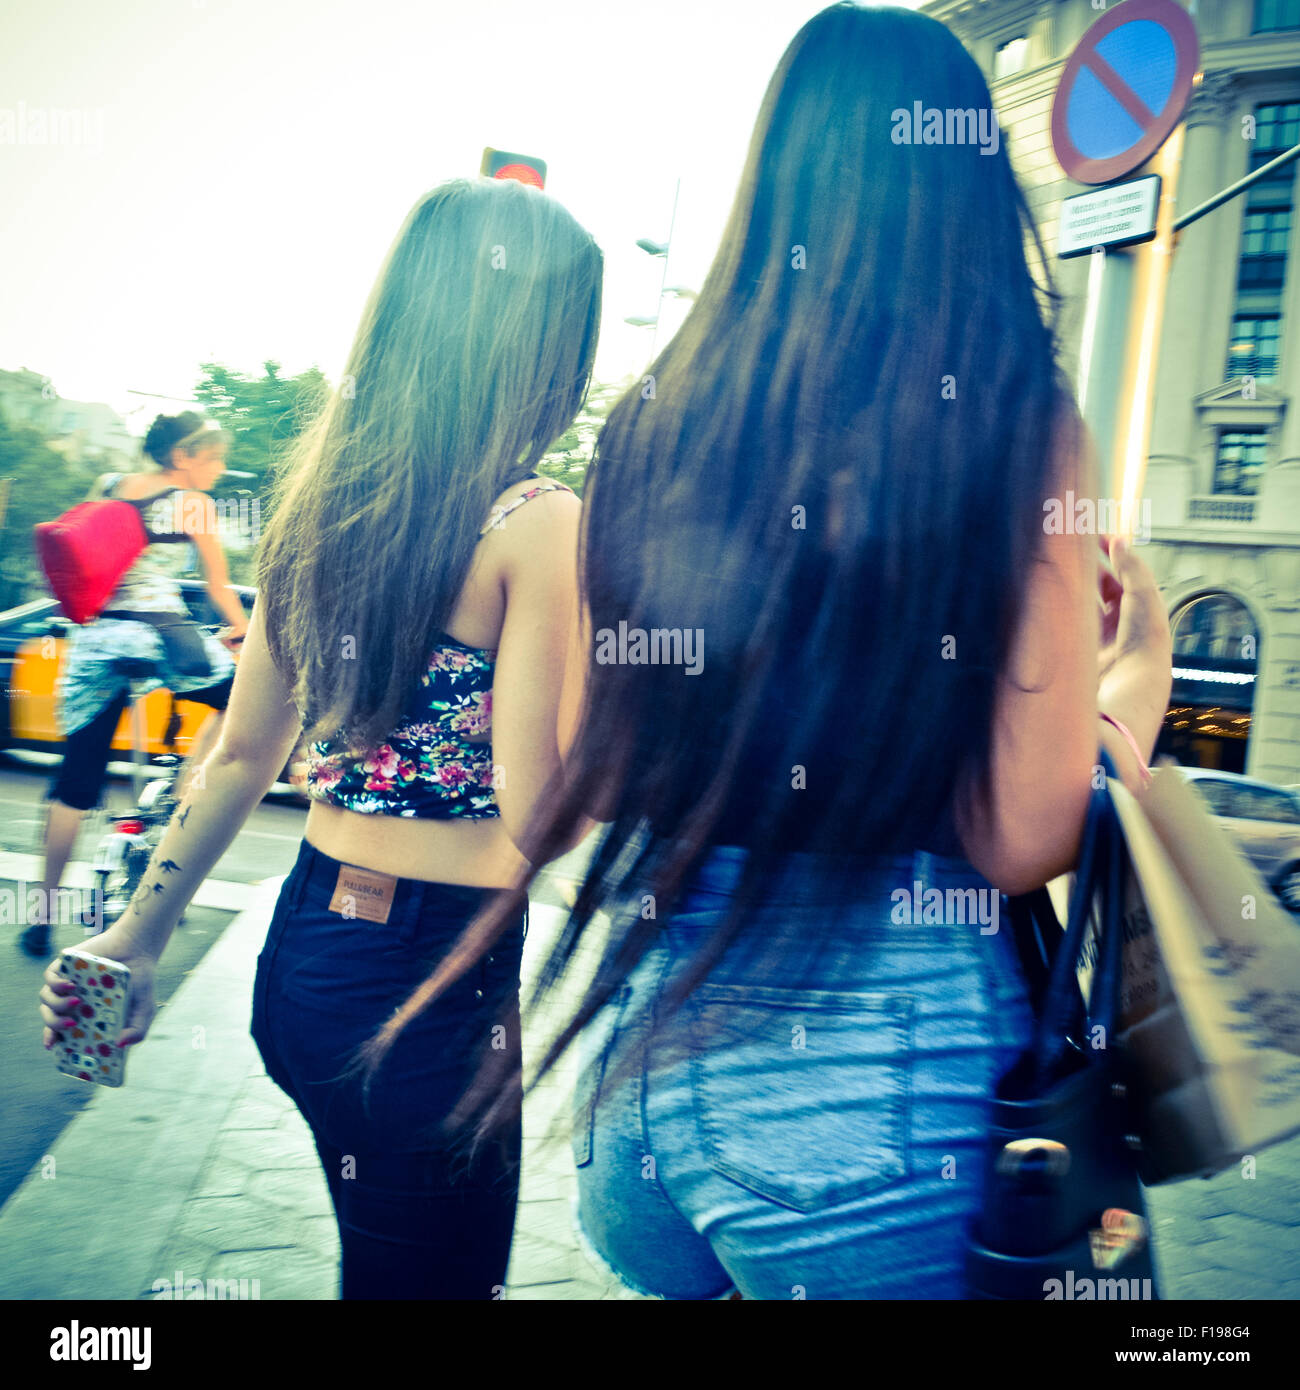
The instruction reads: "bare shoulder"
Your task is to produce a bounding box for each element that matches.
[482,479,581,568]
[486,480,581,539]
[110,473,152,499]
[115,473,182,503]
[178,489,218,532]
[485,475,581,517]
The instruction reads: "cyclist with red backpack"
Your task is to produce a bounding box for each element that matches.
[20,412,248,956]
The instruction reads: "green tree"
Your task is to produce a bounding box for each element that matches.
[536,380,624,497]
[194,360,328,582]
[0,409,100,611]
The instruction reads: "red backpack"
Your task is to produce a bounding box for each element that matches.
[34,474,157,624]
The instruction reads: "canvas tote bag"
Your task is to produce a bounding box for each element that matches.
[1059,762,1300,1185]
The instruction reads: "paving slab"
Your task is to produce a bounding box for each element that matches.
[6,868,1294,1302]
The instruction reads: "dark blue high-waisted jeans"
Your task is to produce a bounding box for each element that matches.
[572,847,1035,1300]
[251,839,526,1300]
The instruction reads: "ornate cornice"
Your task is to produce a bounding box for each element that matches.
[921,0,1043,39]
[1195,378,1289,431]
[1197,379,1289,409]
[1186,70,1240,128]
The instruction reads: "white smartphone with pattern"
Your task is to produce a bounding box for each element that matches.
[53,948,132,1087]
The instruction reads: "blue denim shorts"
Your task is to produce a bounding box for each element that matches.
[571,846,1035,1300]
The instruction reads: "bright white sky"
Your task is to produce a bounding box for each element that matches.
[1,0,925,434]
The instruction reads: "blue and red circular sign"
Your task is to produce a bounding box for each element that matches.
[1051,0,1199,185]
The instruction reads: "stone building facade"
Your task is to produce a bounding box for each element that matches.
[924,0,1300,786]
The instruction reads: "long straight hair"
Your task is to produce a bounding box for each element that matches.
[258,178,603,749]
[358,3,1081,1133]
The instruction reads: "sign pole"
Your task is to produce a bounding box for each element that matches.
[1116,129,1182,521]
[1071,129,1298,523]
[1077,130,1182,517]
[1050,0,1199,528]
[1076,245,1135,503]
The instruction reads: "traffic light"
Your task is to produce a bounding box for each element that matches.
[481,147,547,190]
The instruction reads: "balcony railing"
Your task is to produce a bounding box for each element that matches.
[1188,495,1258,523]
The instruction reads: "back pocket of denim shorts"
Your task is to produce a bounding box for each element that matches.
[685,983,913,1213]
[572,984,632,1169]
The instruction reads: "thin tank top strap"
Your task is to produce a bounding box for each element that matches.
[479,480,574,536]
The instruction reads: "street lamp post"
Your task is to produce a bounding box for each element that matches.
[625,178,684,360]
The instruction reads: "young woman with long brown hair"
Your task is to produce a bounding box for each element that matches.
[39,176,603,1298]
[355,4,1173,1300]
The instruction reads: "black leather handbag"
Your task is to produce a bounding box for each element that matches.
[965,753,1159,1300]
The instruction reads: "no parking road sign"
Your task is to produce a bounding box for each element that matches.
[1051,0,1199,185]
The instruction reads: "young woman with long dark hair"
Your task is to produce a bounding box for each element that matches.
[357,4,1173,1299]
[21,413,246,957]
[39,177,603,1298]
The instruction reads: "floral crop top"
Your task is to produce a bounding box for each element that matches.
[302,480,573,819]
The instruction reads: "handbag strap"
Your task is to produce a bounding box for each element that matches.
[1091,786,1128,1045]
[1033,753,1108,1059]
[1028,750,1125,1087]
[1005,887,1057,1014]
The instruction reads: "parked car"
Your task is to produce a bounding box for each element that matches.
[0,582,307,796]
[1179,767,1300,915]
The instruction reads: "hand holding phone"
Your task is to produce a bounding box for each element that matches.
[45,949,133,1086]
[40,936,158,1084]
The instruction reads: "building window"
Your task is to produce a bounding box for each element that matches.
[1227,314,1282,377]
[1172,593,1259,662]
[1238,209,1292,288]
[994,36,1028,80]
[1255,0,1300,33]
[1213,429,1269,496]
[1252,101,1300,165]
[1162,594,1258,774]
[1225,102,1299,380]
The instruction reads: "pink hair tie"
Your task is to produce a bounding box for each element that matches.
[1100,712,1153,788]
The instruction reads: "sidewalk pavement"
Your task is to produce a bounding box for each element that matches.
[0,876,647,1301]
[2,877,1298,1300]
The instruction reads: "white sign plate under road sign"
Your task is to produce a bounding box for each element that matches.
[1058,174,1161,258]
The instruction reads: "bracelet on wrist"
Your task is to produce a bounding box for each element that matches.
[1099,711,1153,788]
